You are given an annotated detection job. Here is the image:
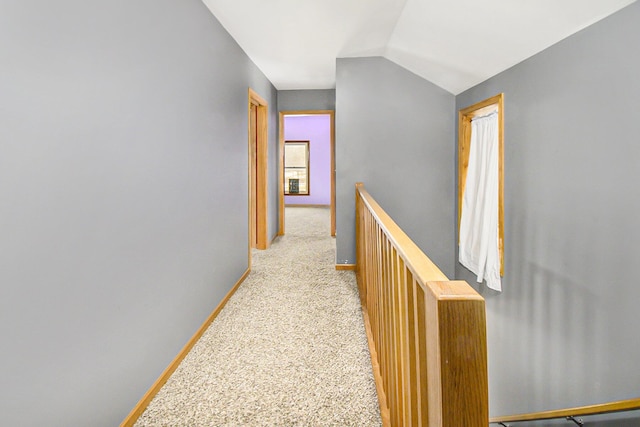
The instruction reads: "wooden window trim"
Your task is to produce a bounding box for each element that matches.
[284,140,310,196]
[458,93,504,276]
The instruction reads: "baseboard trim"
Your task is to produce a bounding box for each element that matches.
[120,268,251,427]
[335,264,356,270]
[362,308,391,427]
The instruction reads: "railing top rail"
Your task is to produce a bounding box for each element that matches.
[489,397,640,423]
[356,183,447,282]
[356,183,482,301]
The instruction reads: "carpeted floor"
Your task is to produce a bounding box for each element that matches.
[134,207,382,427]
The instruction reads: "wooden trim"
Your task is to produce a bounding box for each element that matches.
[277,113,285,236]
[280,110,334,115]
[278,110,336,237]
[362,308,392,427]
[330,111,336,237]
[248,88,267,106]
[249,102,257,262]
[335,264,356,270]
[285,204,331,208]
[490,397,640,423]
[249,88,269,252]
[458,93,504,276]
[120,268,251,427]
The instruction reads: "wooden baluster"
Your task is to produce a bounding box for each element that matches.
[354,184,487,427]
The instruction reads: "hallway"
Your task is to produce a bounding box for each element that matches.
[134,207,381,426]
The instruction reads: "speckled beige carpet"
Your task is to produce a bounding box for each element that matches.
[134,207,382,427]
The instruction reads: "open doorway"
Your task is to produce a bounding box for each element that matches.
[278,111,335,237]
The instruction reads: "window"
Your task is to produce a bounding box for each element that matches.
[284,141,310,195]
[458,93,504,278]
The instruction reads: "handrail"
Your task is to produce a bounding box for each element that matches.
[355,183,488,426]
[489,397,640,425]
[356,184,448,285]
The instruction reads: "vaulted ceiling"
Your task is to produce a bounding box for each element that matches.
[202,0,635,94]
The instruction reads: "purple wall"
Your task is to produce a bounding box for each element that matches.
[284,115,331,205]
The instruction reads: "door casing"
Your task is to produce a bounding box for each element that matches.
[278,110,336,237]
[248,88,269,258]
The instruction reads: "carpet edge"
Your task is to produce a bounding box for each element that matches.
[120,267,251,427]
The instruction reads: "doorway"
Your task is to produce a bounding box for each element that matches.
[248,89,269,254]
[278,110,335,237]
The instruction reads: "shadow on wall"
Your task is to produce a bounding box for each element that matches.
[477,210,608,415]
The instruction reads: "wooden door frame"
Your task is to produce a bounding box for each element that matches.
[278,110,335,237]
[248,88,269,254]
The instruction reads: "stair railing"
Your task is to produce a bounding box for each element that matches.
[489,397,640,426]
[355,183,488,426]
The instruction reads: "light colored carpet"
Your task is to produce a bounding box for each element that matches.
[135,207,382,427]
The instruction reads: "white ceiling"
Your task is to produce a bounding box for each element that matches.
[201,0,635,94]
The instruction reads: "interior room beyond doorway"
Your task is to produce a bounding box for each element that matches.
[279,112,335,236]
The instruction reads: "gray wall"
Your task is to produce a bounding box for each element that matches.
[336,57,455,276]
[0,0,277,425]
[508,413,640,427]
[278,89,336,112]
[517,414,640,427]
[455,1,640,420]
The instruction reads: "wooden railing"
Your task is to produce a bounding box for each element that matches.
[489,397,640,425]
[355,183,488,427]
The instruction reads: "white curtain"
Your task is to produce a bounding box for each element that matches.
[459,111,501,291]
